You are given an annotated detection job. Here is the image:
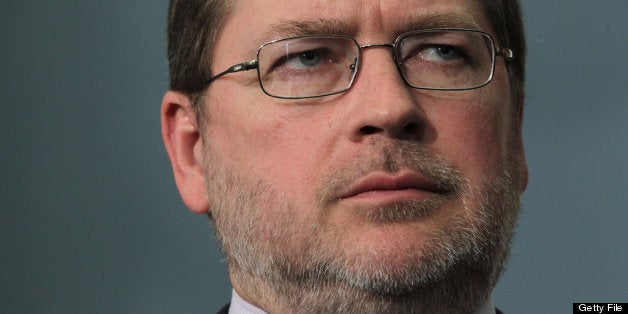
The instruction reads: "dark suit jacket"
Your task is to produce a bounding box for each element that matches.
[218,303,504,313]
[217,303,230,314]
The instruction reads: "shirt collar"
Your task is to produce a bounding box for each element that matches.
[230,289,267,314]
[229,289,496,314]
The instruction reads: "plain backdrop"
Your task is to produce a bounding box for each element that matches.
[2,1,626,313]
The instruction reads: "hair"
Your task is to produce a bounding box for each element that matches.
[482,0,527,106]
[166,0,233,113]
[167,0,526,110]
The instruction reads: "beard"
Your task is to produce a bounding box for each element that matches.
[204,139,523,313]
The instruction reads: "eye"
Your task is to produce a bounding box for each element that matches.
[419,45,464,62]
[285,49,327,69]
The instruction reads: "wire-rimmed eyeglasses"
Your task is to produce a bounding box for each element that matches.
[207,28,514,99]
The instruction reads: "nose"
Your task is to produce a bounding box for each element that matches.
[344,46,428,143]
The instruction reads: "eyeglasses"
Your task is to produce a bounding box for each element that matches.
[207,28,513,99]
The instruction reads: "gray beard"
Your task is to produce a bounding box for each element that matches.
[205,140,523,313]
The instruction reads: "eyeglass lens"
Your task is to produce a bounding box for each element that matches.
[257,36,359,98]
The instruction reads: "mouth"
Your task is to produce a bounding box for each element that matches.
[340,170,450,204]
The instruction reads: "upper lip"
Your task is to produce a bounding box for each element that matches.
[340,171,445,199]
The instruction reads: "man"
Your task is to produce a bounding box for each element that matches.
[161,0,527,312]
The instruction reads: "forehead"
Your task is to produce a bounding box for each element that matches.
[220,0,489,45]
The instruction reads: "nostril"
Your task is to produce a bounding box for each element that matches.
[359,125,381,135]
[401,122,418,135]
[358,122,419,137]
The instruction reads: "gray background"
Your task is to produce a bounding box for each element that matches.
[2,1,626,313]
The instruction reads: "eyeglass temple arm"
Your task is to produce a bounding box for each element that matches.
[496,47,513,59]
[207,59,258,84]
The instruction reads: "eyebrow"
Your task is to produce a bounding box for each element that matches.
[260,12,480,42]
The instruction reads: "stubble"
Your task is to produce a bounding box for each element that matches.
[204,139,523,313]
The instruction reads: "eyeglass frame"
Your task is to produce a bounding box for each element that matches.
[206,28,514,99]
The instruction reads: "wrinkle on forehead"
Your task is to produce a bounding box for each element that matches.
[260,12,481,43]
[263,19,355,40]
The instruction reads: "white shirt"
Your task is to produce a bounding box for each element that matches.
[228,289,496,314]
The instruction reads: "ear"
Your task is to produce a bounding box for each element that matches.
[161,91,210,213]
[516,95,529,191]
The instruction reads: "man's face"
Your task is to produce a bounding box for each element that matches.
[193,0,526,311]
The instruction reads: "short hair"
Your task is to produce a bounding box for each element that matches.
[167,0,526,109]
[166,0,232,107]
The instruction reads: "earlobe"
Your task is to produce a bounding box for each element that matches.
[161,91,211,213]
[516,95,529,191]
[518,135,529,192]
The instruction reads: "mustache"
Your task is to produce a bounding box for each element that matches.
[318,140,465,207]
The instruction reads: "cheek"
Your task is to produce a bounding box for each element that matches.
[431,92,515,183]
[205,92,336,201]
[255,111,340,191]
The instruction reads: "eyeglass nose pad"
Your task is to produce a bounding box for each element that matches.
[349,58,358,73]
